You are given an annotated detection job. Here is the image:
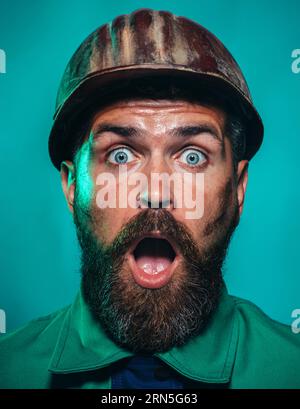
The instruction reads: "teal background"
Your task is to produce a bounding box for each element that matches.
[0,0,299,332]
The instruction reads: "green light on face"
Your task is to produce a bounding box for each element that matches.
[74,132,94,211]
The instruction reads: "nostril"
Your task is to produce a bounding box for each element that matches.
[139,191,172,209]
[145,199,171,209]
[156,198,171,209]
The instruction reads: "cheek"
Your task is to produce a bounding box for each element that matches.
[175,173,225,221]
[90,205,138,245]
[75,142,95,210]
[90,207,112,244]
[202,158,235,214]
[92,169,142,243]
[203,183,223,220]
[175,177,235,238]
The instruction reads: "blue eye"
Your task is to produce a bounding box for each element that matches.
[180,149,206,167]
[107,147,134,164]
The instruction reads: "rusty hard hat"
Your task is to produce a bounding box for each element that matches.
[48,8,264,170]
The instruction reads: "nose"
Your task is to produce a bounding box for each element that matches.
[139,190,172,209]
[137,157,175,210]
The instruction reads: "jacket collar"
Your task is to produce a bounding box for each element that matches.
[48,284,239,384]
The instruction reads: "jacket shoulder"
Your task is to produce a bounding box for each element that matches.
[232,295,296,335]
[0,305,70,388]
[229,294,300,388]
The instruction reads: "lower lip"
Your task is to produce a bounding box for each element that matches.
[127,253,179,289]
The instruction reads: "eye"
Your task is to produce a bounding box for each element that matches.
[107,147,135,165]
[179,148,206,167]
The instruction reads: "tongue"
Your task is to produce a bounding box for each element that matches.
[136,256,172,274]
[134,238,175,275]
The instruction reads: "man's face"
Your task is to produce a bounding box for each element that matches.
[61,98,248,353]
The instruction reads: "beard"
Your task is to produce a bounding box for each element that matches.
[73,184,239,354]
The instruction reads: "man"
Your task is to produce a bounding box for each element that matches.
[0,8,299,389]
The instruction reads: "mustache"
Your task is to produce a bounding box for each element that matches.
[108,208,199,261]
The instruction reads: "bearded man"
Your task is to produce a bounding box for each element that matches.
[0,9,299,389]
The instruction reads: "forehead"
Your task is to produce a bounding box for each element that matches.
[90,99,226,131]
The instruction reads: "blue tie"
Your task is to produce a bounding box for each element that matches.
[111,355,185,389]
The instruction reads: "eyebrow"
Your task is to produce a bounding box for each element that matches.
[171,124,222,143]
[92,122,222,143]
[92,123,138,138]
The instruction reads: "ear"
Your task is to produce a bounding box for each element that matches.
[60,161,75,213]
[236,160,249,216]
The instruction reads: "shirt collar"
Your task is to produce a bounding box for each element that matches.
[48,283,238,384]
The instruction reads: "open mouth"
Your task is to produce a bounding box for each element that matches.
[128,234,179,289]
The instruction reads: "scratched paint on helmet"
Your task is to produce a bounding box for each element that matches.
[49,9,264,169]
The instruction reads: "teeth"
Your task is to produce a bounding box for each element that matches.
[156,263,166,273]
[143,263,153,274]
[140,261,168,275]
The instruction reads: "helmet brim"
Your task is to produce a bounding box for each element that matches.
[48,64,264,170]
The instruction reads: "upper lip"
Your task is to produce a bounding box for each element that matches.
[129,231,179,257]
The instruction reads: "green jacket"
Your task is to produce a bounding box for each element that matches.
[0,286,299,389]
